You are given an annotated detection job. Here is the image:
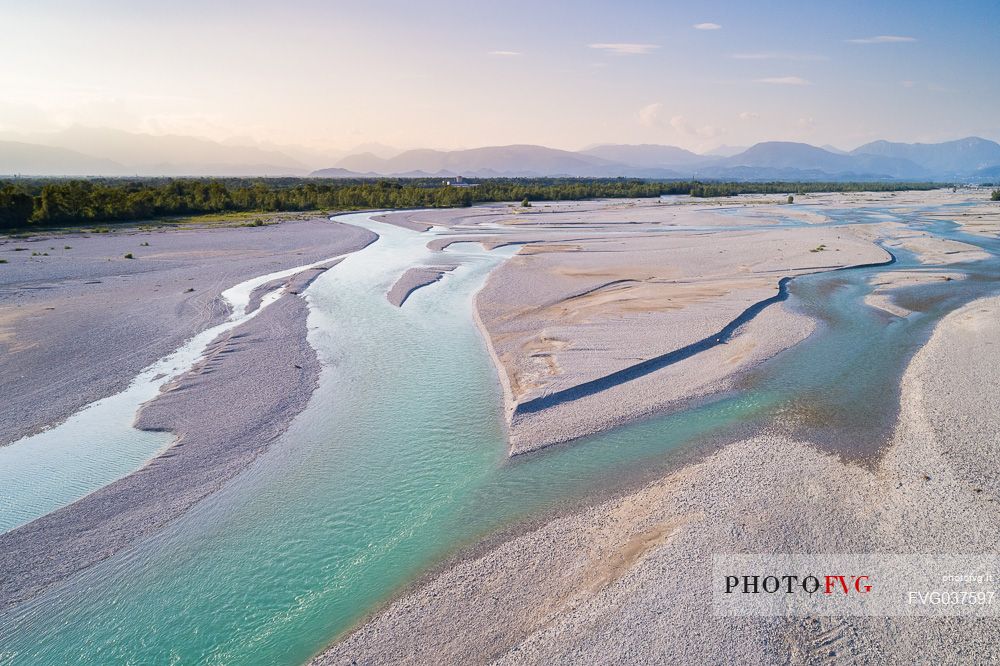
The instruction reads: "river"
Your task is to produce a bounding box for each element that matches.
[0,204,997,664]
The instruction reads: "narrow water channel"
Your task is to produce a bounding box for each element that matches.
[0,204,996,664]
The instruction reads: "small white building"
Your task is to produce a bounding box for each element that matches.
[445,175,477,188]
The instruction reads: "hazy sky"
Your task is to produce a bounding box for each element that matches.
[3,0,999,152]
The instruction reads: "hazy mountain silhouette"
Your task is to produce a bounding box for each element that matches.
[2,128,998,180]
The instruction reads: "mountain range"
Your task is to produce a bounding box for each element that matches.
[314,138,1000,181]
[2,127,1000,182]
[0,127,345,177]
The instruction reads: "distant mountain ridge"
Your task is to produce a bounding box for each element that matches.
[851,137,1000,176]
[0,127,363,177]
[34,126,311,174]
[708,141,930,179]
[0,140,126,176]
[1,127,998,180]
[336,145,624,178]
[316,139,999,181]
[578,144,707,168]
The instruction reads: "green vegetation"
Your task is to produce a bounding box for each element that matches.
[521,198,532,207]
[0,184,33,229]
[124,253,134,259]
[787,195,794,204]
[0,177,945,231]
[0,259,7,264]
[685,181,938,198]
[810,244,827,253]
[992,189,1000,201]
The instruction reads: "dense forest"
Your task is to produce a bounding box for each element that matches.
[0,177,946,230]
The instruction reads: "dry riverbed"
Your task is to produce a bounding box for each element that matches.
[0,218,375,447]
[386,199,893,453]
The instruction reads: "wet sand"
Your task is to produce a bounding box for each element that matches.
[865,270,966,317]
[246,260,344,314]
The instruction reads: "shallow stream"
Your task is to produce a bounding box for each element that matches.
[0,204,997,664]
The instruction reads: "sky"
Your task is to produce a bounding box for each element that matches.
[2,0,999,154]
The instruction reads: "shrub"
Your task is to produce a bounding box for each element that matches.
[124,252,134,259]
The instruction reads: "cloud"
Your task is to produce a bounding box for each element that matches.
[738,111,760,120]
[732,52,828,61]
[755,76,811,85]
[693,22,722,30]
[589,43,660,55]
[638,103,664,127]
[639,104,724,138]
[797,116,816,130]
[488,50,521,56]
[670,114,725,139]
[847,35,916,44]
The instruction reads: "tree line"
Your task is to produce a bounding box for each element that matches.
[0,177,945,230]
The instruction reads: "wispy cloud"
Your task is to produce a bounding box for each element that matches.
[693,22,722,30]
[739,111,760,120]
[755,76,811,85]
[638,103,664,127]
[639,103,724,138]
[847,35,916,44]
[589,43,660,55]
[670,114,725,138]
[488,50,521,56]
[732,52,828,61]
[899,80,951,92]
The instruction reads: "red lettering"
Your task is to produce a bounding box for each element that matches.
[824,575,850,594]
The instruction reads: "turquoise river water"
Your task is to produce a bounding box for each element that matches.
[1,203,998,664]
